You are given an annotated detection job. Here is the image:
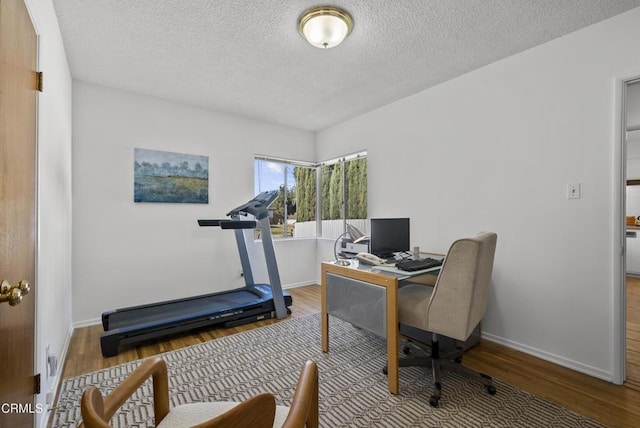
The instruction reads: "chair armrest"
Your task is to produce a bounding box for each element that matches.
[80,356,170,427]
[282,360,319,428]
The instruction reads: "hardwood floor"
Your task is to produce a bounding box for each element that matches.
[59,285,640,428]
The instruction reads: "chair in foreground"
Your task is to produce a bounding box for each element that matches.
[80,356,318,428]
[397,232,497,407]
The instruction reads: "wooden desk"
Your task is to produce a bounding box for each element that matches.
[321,260,441,395]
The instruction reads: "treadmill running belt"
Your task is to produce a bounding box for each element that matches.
[106,290,264,330]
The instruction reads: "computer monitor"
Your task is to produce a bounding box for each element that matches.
[370,218,410,258]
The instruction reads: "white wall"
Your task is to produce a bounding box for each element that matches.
[317,8,640,381]
[626,82,640,213]
[626,186,640,217]
[627,152,640,178]
[25,0,73,426]
[626,81,640,178]
[627,81,640,127]
[72,82,316,323]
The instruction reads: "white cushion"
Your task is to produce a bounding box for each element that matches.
[156,402,291,428]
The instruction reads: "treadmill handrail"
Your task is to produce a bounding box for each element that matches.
[197,219,222,227]
[198,219,257,229]
[220,220,257,229]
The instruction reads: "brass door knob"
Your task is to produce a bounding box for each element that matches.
[0,280,30,306]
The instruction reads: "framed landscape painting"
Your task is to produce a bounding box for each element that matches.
[134,148,209,203]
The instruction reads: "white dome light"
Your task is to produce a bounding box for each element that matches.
[298,6,353,49]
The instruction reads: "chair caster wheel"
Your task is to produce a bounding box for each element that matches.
[486,385,497,395]
[403,346,411,354]
[429,396,439,407]
[382,366,388,375]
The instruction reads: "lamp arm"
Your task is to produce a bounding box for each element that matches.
[333,232,349,261]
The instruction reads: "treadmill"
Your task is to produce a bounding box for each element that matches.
[100,190,292,357]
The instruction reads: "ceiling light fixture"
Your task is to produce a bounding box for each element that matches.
[298,6,353,49]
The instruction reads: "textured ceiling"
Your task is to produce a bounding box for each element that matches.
[52,0,640,131]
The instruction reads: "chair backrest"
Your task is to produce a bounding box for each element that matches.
[282,360,319,428]
[426,232,497,341]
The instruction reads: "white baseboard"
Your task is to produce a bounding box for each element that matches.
[283,280,317,289]
[482,332,613,382]
[73,317,102,328]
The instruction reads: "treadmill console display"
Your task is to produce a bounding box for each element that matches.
[227,190,278,220]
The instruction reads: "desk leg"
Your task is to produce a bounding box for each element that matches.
[321,273,329,352]
[387,283,399,394]
[321,312,329,352]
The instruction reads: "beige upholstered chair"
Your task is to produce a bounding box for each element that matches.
[397,232,497,407]
[80,357,318,428]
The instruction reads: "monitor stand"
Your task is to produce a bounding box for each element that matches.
[374,252,396,261]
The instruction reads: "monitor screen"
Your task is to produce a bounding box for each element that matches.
[370,218,410,257]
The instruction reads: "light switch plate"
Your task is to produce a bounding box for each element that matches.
[567,183,581,199]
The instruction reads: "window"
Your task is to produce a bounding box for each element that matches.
[254,151,366,239]
[320,153,368,238]
[254,157,316,238]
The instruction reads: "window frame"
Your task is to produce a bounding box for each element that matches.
[318,151,368,238]
[254,150,367,240]
[254,155,317,239]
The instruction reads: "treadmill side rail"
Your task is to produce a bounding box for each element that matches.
[100,287,292,357]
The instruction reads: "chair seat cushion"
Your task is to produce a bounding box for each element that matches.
[397,283,434,330]
[156,402,290,428]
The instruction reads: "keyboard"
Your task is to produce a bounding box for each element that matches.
[395,257,443,272]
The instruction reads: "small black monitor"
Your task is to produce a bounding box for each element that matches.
[370,218,410,258]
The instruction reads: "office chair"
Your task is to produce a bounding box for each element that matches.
[397,232,497,407]
[80,356,318,428]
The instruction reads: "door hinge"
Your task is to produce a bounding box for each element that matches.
[36,71,43,92]
[34,373,41,395]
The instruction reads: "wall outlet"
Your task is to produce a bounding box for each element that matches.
[46,389,55,405]
[46,345,58,378]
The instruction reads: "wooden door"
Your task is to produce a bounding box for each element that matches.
[0,0,39,426]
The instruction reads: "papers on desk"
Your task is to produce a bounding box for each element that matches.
[373,264,441,277]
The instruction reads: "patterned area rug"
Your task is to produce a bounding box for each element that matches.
[53,314,602,427]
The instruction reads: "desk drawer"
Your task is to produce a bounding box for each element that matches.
[326,272,387,338]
